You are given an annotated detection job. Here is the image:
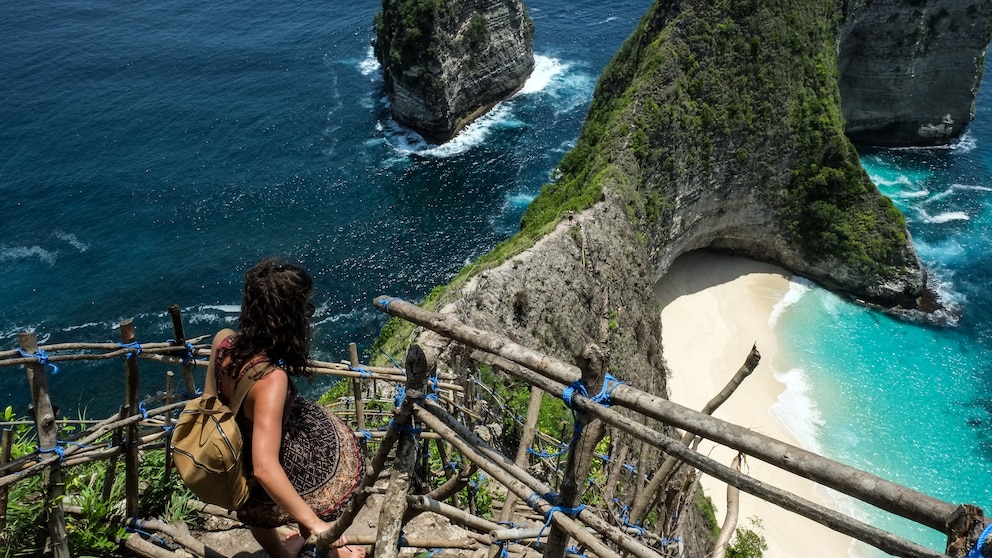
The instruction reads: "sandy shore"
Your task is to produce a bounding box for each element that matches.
[655,251,859,558]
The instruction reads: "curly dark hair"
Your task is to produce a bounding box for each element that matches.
[230,257,314,377]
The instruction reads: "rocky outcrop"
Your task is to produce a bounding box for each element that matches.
[374,0,534,143]
[839,0,992,147]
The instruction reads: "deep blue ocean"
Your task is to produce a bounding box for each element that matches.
[0,0,652,411]
[2,1,991,554]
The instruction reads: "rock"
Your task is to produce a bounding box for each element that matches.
[839,0,992,147]
[374,0,534,143]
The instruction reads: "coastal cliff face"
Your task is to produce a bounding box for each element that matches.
[839,0,992,147]
[373,0,534,143]
[387,0,970,553]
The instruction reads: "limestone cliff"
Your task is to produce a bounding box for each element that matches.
[839,0,992,147]
[377,0,971,553]
[373,0,534,143]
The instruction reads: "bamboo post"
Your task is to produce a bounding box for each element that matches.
[374,343,431,558]
[0,428,11,531]
[349,343,367,457]
[712,453,743,558]
[545,344,607,558]
[628,344,761,525]
[120,319,141,518]
[102,406,125,501]
[165,370,175,474]
[498,385,543,523]
[19,332,70,558]
[168,305,196,394]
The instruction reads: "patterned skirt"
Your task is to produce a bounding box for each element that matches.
[238,397,365,528]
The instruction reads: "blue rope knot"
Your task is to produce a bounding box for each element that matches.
[359,429,372,441]
[37,443,66,462]
[592,373,625,406]
[394,385,406,408]
[17,348,59,374]
[968,522,992,558]
[349,364,373,379]
[182,341,195,364]
[138,401,149,419]
[118,341,142,360]
[561,380,588,410]
[377,296,399,312]
[536,504,586,545]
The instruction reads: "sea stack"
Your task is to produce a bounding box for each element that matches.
[839,0,992,147]
[373,0,535,143]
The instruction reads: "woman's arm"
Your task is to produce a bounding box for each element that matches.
[244,370,331,537]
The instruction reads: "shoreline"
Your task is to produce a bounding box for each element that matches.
[655,251,858,558]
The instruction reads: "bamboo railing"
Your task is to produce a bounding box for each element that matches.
[2,297,990,558]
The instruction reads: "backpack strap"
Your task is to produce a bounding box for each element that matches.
[227,360,278,416]
[203,329,278,416]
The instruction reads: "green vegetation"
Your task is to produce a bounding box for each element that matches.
[728,517,769,558]
[1,406,199,557]
[373,0,456,88]
[521,0,911,275]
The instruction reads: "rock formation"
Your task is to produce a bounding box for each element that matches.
[839,0,992,147]
[373,0,534,143]
[377,0,986,554]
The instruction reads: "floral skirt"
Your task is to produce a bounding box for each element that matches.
[238,397,365,528]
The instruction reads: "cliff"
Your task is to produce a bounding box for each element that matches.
[839,0,992,147]
[376,0,983,553]
[373,0,535,143]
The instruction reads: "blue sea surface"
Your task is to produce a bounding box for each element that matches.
[0,0,652,414]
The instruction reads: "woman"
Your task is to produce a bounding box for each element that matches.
[210,257,365,558]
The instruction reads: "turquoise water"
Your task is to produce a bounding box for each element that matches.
[772,86,992,552]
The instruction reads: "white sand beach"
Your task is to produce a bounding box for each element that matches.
[655,251,859,558]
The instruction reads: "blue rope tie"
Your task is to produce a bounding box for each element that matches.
[37,444,66,461]
[613,498,645,536]
[138,401,149,419]
[623,463,637,474]
[182,341,196,364]
[527,440,571,459]
[118,341,143,360]
[561,381,588,410]
[377,296,398,312]
[565,546,587,558]
[359,429,372,441]
[536,504,586,545]
[380,348,405,372]
[592,373,625,406]
[17,348,59,374]
[394,385,406,407]
[349,364,373,379]
[968,522,992,558]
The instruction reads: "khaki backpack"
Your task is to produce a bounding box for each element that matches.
[170,334,270,510]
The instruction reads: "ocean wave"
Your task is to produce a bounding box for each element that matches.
[768,277,812,327]
[54,231,89,252]
[0,245,57,265]
[919,209,970,224]
[376,54,589,159]
[358,46,380,76]
[770,367,825,454]
[517,54,570,95]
